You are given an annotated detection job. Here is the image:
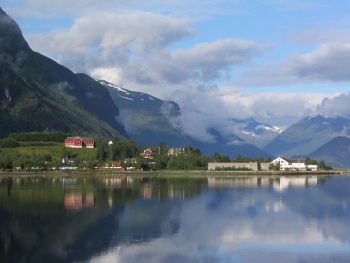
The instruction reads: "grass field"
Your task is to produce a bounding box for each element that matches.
[1,142,97,163]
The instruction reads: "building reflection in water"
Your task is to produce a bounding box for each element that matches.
[208,176,318,192]
[64,192,94,210]
[208,177,261,188]
[142,182,153,199]
[273,176,317,192]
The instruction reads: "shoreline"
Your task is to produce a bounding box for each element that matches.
[0,169,347,178]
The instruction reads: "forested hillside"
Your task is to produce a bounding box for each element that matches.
[0,8,127,139]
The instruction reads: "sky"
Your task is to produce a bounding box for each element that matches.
[2,0,350,131]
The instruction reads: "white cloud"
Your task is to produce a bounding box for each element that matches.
[91,67,123,84]
[316,92,350,117]
[239,44,350,87]
[171,39,258,82]
[26,12,195,74]
[164,86,330,140]
[291,44,350,82]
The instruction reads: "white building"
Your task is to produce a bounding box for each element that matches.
[270,157,317,171]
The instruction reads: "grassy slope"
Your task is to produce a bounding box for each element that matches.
[1,142,97,163]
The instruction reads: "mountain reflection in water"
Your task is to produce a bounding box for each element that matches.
[1,175,350,263]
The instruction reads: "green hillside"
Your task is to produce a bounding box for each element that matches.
[0,8,127,139]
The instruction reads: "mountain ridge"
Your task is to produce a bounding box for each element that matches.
[0,8,127,139]
[308,136,350,169]
[263,114,350,157]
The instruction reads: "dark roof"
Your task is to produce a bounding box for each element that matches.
[65,136,94,141]
[282,157,305,163]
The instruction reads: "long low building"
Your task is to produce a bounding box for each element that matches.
[208,162,259,171]
[208,157,318,172]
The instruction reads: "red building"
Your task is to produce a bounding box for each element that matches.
[64,136,94,148]
[140,148,156,158]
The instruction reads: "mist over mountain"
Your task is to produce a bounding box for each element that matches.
[228,118,282,148]
[97,80,272,158]
[98,79,193,147]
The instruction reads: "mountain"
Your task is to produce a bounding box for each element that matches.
[98,80,271,158]
[192,128,272,158]
[228,118,282,148]
[263,115,350,157]
[308,136,350,169]
[97,80,193,147]
[0,8,127,139]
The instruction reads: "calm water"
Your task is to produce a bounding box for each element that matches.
[1,174,350,263]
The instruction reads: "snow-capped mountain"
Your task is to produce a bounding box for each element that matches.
[98,80,162,106]
[228,118,283,148]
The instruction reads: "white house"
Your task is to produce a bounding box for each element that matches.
[270,157,317,171]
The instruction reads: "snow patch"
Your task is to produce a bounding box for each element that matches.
[97,80,129,93]
[227,140,246,146]
[117,94,134,101]
[308,114,320,119]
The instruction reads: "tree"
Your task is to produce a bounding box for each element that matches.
[0,137,19,148]
[319,160,332,170]
[157,142,168,156]
[155,155,169,170]
[269,162,280,171]
[185,145,201,156]
[97,141,108,161]
[212,152,230,162]
[305,157,318,165]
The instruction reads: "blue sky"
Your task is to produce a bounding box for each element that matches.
[2,1,350,136]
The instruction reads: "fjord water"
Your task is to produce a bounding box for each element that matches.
[1,175,350,263]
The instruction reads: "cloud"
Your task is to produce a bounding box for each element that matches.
[26,12,195,74]
[291,44,350,82]
[239,44,350,87]
[26,11,259,88]
[165,86,328,141]
[220,91,325,120]
[171,39,258,82]
[316,92,350,117]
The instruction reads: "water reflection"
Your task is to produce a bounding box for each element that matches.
[208,176,319,192]
[1,175,350,263]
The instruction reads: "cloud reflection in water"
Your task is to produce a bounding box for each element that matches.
[90,176,350,263]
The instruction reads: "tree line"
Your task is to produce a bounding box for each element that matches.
[0,132,331,171]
